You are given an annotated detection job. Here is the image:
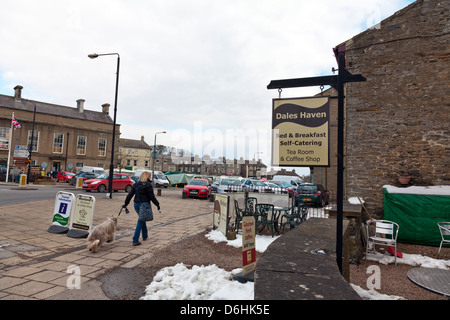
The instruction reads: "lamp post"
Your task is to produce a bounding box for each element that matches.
[152,131,166,185]
[88,53,120,198]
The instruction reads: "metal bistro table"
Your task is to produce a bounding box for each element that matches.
[407,267,450,298]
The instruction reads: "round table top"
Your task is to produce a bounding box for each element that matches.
[407,267,450,297]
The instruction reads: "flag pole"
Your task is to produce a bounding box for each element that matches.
[5,113,14,183]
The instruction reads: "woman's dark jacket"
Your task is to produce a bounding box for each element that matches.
[124,180,160,208]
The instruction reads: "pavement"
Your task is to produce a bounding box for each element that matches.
[0,183,214,300]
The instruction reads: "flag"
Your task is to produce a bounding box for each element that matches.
[12,115,21,130]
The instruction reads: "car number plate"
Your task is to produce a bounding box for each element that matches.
[190,190,198,194]
[303,198,311,201]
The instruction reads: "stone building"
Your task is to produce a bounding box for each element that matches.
[117,136,152,170]
[0,85,119,177]
[334,0,449,214]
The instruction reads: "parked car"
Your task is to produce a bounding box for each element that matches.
[211,180,220,192]
[56,171,75,183]
[82,173,133,193]
[182,178,212,199]
[241,178,272,193]
[264,182,289,194]
[295,183,330,207]
[217,178,242,193]
[69,172,99,185]
[270,180,296,195]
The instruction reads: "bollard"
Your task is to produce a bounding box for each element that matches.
[157,188,162,196]
[19,174,27,188]
[76,177,83,189]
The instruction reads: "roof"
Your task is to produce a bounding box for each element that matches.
[118,137,151,149]
[0,94,113,124]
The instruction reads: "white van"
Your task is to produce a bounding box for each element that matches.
[272,175,304,187]
[134,170,169,188]
[81,166,105,174]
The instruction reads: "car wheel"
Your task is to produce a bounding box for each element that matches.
[98,184,106,193]
[125,185,132,193]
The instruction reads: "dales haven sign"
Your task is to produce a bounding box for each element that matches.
[272,96,330,167]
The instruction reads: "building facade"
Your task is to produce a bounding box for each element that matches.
[0,86,119,178]
[336,0,449,214]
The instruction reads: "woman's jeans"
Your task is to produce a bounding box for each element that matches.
[133,202,150,243]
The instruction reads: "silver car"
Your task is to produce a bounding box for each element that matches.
[217,178,243,193]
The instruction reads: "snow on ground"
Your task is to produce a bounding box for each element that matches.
[140,197,450,300]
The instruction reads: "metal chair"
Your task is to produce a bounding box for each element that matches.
[233,199,244,233]
[437,222,450,258]
[255,203,276,237]
[280,203,308,233]
[245,197,257,216]
[365,219,400,265]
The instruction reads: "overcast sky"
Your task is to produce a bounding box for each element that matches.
[0,0,414,176]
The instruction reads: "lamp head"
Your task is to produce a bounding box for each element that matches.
[88,53,99,59]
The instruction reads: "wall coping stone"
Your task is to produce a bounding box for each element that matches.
[254,218,361,300]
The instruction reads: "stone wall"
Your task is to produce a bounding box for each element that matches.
[340,0,449,214]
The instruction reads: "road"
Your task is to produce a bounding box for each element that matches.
[0,183,128,206]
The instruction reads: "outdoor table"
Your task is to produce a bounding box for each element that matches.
[407,267,450,298]
[273,206,290,234]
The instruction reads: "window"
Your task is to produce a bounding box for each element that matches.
[98,138,107,157]
[77,136,86,155]
[0,127,10,150]
[53,133,64,153]
[27,130,39,152]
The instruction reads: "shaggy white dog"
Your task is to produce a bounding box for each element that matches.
[87,217,117,253]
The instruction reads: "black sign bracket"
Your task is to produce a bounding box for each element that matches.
[267,53,366,274]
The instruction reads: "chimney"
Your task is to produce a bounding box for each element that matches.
[76,99,85,113]
[14,85,23,101]
[102,103,110,115]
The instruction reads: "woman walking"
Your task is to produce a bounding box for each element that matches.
[123,171,160,246]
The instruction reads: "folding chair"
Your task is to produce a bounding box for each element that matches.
[437,222,450,258]
[365,219,400,265]
[233,199,244,233]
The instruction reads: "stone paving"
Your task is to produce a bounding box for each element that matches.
[0,185,214,300]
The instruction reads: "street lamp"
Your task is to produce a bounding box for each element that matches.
[88,53,120,198]
[152,131,166,185]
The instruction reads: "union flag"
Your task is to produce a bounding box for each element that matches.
[12,115,21,130]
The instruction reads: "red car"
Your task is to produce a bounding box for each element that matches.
[82,173,133,193]
[56,171,75,183]
[182,178,212,199]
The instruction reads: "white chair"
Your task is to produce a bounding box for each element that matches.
[437,222,450,258]
[365,219,400,266]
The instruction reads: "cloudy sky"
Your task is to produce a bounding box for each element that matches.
[0,0,414,176]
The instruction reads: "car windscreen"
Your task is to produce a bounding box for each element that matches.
[297,185,318,193]
[189,180,208,186]
[221,179,240,186]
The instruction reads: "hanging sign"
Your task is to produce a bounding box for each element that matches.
[242,215,256,275]
[272,96,330,167]
[67,194,95,238]
[48,191,75,233]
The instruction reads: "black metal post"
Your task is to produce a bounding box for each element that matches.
[26,104,36,184]
[336,53,345,273]
[108,55,120,198]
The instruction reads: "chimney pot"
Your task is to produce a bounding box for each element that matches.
[76,99,85,113]
[14,85,23,101]
[102,103,110,115]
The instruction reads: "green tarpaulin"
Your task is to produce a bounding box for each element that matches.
[383,185,450,246]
